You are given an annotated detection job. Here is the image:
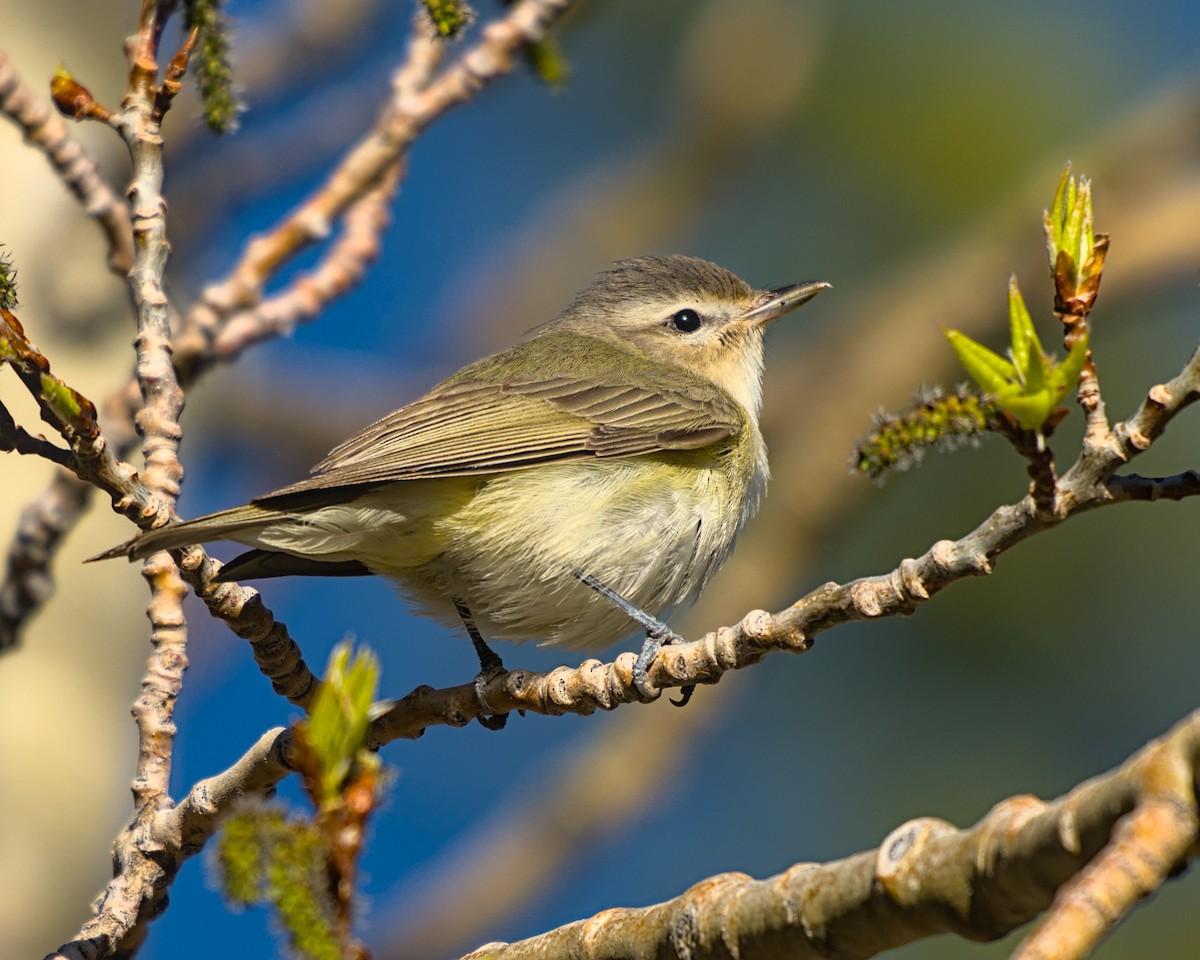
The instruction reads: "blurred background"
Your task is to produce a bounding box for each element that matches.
[2,0,1199,957]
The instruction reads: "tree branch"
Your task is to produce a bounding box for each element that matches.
[0,470,89,650]
[177,0,567,374]
[457,710,1200,960]
[0,0,570,650]
[101,14,196,948]
[43,728,296,960]
[0,307,320,702]
[368,342,1200,742]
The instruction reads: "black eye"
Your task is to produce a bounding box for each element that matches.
[668,308,702,333]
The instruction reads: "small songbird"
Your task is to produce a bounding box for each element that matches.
[96,256,827,696]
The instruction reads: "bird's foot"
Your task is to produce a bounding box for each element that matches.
[573,570,695,707]
[454,597,509,730]
[473,663,508,731]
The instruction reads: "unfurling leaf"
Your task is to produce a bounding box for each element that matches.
[1044,163,1108,314]
[944,277,1088,431]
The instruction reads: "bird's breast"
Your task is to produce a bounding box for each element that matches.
[398,431,768,649]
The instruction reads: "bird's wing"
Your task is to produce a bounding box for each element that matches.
[257,336,742,502]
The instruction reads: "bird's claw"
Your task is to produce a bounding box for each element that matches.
[473,662,508,730]
[574,569,698,708]
[633,630,694,706]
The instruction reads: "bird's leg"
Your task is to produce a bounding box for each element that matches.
[453,597,508,730]
[571,570,694,706]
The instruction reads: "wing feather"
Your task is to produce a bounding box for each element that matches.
[258,335,742,502]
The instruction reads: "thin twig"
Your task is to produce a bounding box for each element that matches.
[205,159,404,363]
[0,52,136,275]
[1107,469,1200,502]
[119,0,193,923]
[0,470,90,650]
[0,1,566,648]
[0,303,319,697]
[178,0,566,369]
[0,401,74,466]
[178,545,321,709]
[0,309,157,522]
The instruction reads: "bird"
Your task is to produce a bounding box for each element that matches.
[95,255,828,704]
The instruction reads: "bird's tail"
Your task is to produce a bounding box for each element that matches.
[87,505,283,563]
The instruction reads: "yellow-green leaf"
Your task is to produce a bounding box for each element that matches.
[944,328,1017,395]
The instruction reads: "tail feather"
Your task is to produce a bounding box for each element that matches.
[87,505,281,563]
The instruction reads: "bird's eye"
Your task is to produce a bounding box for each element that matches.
[668,308,703,333]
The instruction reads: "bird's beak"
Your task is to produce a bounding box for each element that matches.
[741,280,831,328]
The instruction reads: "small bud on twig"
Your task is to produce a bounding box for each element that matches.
[1044,163,1109,320]
[1042,164,1110,437]
[50,66,115,125]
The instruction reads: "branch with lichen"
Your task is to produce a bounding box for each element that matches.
[456,709,1199,960]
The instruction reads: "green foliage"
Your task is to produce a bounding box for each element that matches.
[306,642,380,808]
[944,278,1088,431]
[214,802,341,960]
[267,824,343,960]
[856,166,1105,478]
[213,642,381,959]
[1045,166,1093,286]
[215,805,276,906]
[184,0,242,135]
